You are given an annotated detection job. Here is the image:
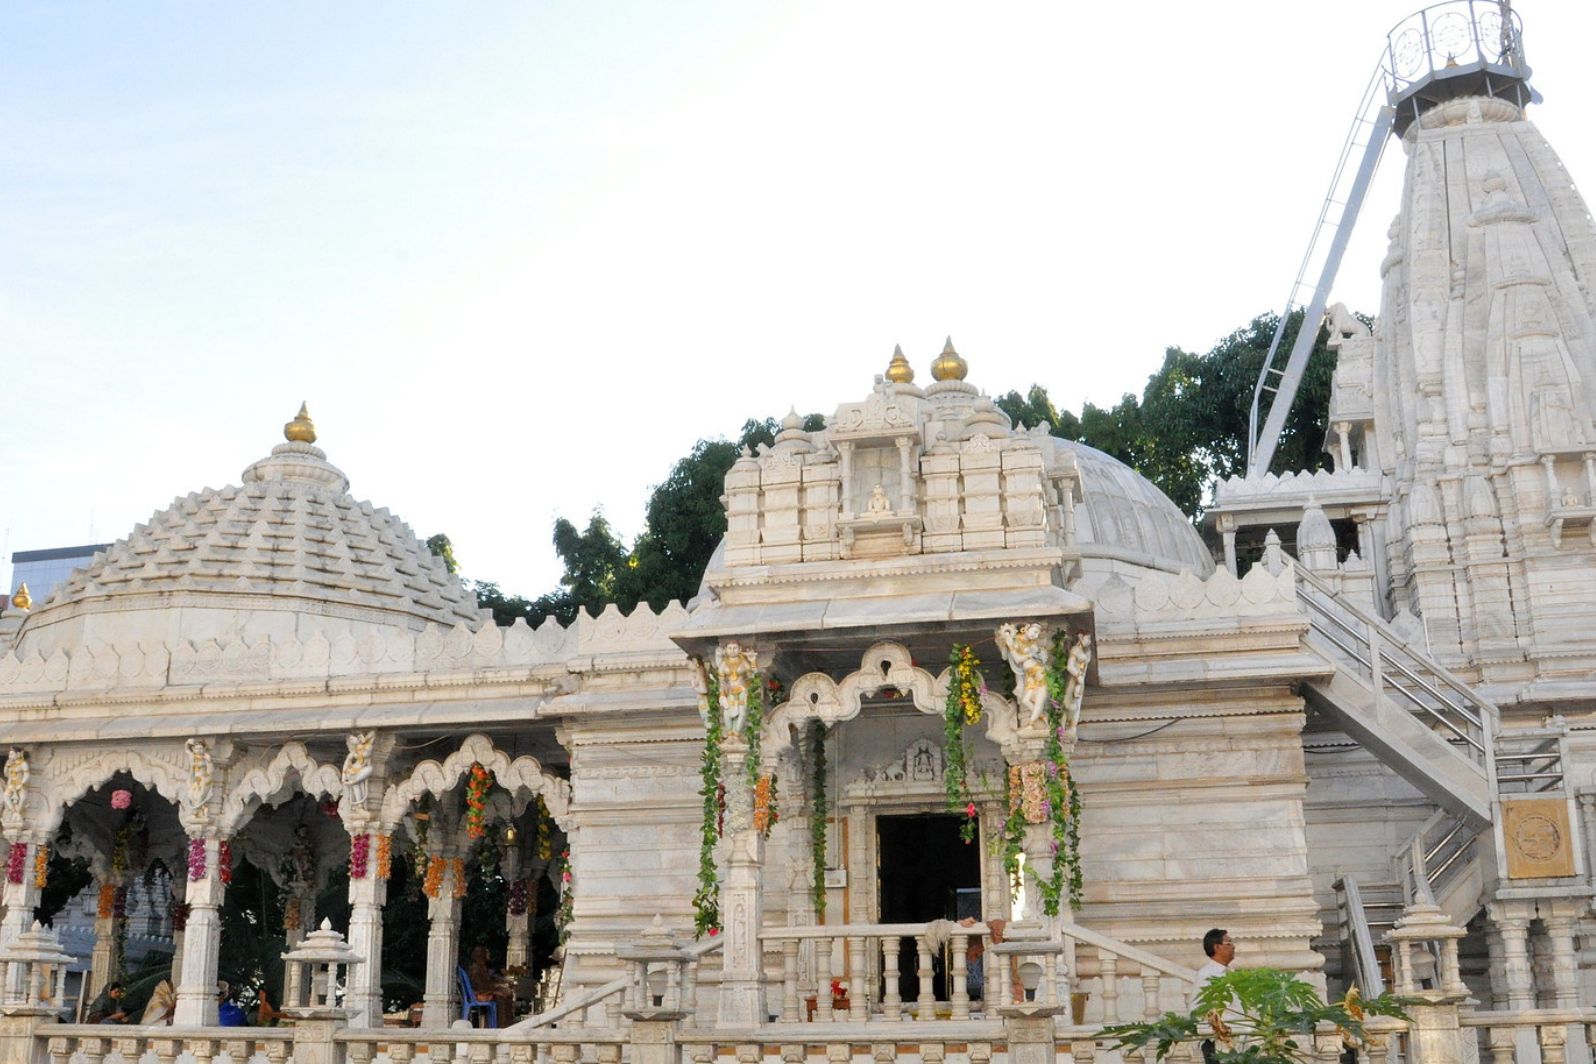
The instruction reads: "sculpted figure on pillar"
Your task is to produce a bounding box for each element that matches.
[995,622,1050,727]
[691,658,713,727]
[715,640,758,736]
[184,739,215,814]
[3,748,28,814]
[1063,631,1094,740]
[342,731,377,807]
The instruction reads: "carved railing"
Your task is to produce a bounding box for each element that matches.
[43,1026,298,1064]
[512,936,723,1031]
[1459,1008,1596,1064]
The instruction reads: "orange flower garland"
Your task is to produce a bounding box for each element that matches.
[32,846,49,890]
[97,883,116,919]
[423,856,446,899]
[451,858,467,899]
[375,834,392,880]
[465,763,493,840]
[752,775,777,835]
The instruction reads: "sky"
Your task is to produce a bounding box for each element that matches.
[5,1,1596,599]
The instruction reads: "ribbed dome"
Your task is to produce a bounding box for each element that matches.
[1041,437,1215,576]
[23,438,482,634]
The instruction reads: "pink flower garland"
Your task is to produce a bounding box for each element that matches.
[349,834,370,879]
[218,839,233,885]
[6,843,26,885]
[507,878,529,916]
[187,837,207,882]
[110,789,132,810]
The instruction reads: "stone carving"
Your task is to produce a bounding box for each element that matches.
[219,742,342,834]
[715,641,758,736]
[691,658,713,727]
[378,733,571,833]
[994,622,1050,727]
[185,738,215,812]
[1062,632,1094,739]
[341,732,376,807]
[866,484,891,513]
[1325,302,1370,341]
[3,748,28,814]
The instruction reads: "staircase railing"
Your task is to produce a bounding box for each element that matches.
[511,936,725,1031]
[1293,565,1496,769]
[1333,874,1387,997]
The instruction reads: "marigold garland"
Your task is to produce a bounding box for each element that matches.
[534,797,553,861]
[284,902,302,933]
[752,774,778,836]
[31,845,48,890]
[808,720,828,915]
[465,763,494,840]
[692,661,724,938]
[374,834,392,880]
[97,883,117,919]
[943,644,982,843]
[423,856,446,899]
[451,857,467,899]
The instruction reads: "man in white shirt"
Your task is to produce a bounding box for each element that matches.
[1194,928,1235,1064]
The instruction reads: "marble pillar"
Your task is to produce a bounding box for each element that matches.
[86,869,120,1004]
[173,837,227,1025]
[422,857,461,1027]
[345,867,387,1027]
[1487,901,1535,1011]
[1540,904,1582,1008]
[716,738,766,1027]
[0,838,45,1000]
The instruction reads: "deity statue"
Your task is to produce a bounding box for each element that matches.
[691,658,713,727]
[288,825,315,887]
[995,622,1051,727]
[867,483,892,514]
[715,641,758,736]
[341,731,376,807]
[1063,632,1094,739]
[3,748,28,814]
[185,738,215,811]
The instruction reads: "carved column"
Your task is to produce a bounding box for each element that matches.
[85,858,120,1004]
[173,836,228,1025]
[345,851,388,1027]
[422,847,462,1028]
[716,735,766,1027]
[1539,902,1582,1008]
[1486,901,1535,1011]
[0,836,46,1000]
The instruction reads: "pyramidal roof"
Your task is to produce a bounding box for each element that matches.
[22,409,482,634]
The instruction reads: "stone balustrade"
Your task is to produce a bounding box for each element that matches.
[1459,1008,1596,1064]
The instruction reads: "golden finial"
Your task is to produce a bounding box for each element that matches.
[284,402,317,444]
[10,584,30,611]
[885,344,914,384]
[930,336,968,381]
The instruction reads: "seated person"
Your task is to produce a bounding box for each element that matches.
[958,917,1008,1002]
[466,946,514,1028]
[141,980,175,1025]
[86,982,131,1024]
[217,981,247,1027]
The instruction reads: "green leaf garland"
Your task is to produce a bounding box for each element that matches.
[693,663,724,938]
[808,720,827,916]
[943,644,982,843]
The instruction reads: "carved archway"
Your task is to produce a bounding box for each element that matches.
[377,734,571,832]
[219,743,343,835]
[762,642,1017,767]
[33,744,190,837]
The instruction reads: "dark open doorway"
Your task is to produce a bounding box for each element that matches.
[876,813,982,1002]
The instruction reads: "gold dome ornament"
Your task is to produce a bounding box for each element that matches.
[10,583,30,611]
[284,402,317,444]
[885,344,914,384]
[930,336,968,381]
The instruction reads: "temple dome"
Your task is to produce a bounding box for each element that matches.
[1037,436,1215,577]
[13,425,482,653]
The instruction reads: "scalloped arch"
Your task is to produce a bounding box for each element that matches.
[36,747,189,837]
[378,734,570,832]
[219,743,343,834]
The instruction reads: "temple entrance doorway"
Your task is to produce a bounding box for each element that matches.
[876,813,981,1003]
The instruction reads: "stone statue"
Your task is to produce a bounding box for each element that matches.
[3,748,28,814]
[691,658,712,727]
[185,738,215,811]
[1063,632,1094,739]
[715,641,758,736]
[867,484,892,514]
[995,622,1050,727]
[1325,302,1370,342]
[288,825,315,887]
[342,731,376,807]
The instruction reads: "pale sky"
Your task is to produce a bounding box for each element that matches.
[5,2,1596,599]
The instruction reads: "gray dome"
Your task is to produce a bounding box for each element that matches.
[1042,437,1215,576]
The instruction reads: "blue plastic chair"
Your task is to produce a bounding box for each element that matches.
[457,967,498,1028]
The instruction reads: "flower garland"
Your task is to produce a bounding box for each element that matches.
[808,720,828,915]
[943,644,983,843]
[534,797,553,861]
[743,674,766,791]
[349,834,371,879]
[692,662,724,938]
[554,848,575,943]
[110,789,133,811]
[97,883,117,919]
[187,838,207,882]
[508,878,530,917]
[375,834,392,880]
[110,825,131,876]
[6,842,26,885]
[283,901,302,933]
[423,856,446,899]
[169,900,189,933]
[465,763,494,840]
[451,857,467,899]
[752,774,778,837]
[113,884,128,920]
[218,839,233,886]
[32,845,49,890]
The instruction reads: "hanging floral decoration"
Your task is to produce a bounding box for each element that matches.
[554,849,575,943]
[187,838,207,882]
[692,661,724,939]
[218,839,234,886]
[410,797,433,888]
[997,629,1085,915]
[423,856,447,899]
[283,902,302,933]
[97,883,117,919]
[110,789,133,811]
[534,797,553,861]
[110,825,132,877]
[808,720,828,915]
[752,774,778,837]
[450,857,467,899]
[32,845,49,890]
[507,878,530,917]
[169,900,189,933]
[319,798,341,819]
[6,843,26,885]
[349,834,370,879]
[743,673,766,792]
[112,884,129,920]
[942,644,983,843]
[374,834,392,880]
[465,763,494,840]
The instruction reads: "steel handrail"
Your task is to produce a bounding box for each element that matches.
[1335,874,1387,998]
